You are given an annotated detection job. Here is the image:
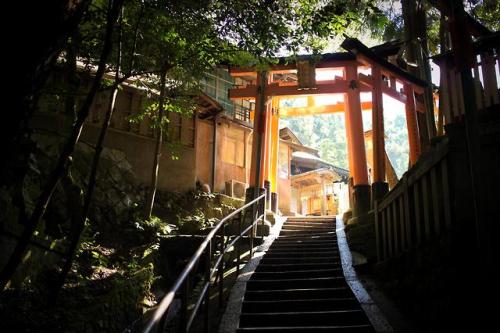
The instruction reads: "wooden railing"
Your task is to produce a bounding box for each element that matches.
[143,191,266,332]
[374,142,452,262]
[435,33,500,130]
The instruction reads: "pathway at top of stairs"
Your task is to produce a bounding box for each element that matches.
[237,216,375,332]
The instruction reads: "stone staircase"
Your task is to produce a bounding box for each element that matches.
[237,217,375,332]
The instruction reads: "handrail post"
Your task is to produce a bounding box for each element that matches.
[204,240,211,333]
[261,189,266,239]
[236,210,243,276]
[250,204,255,259]
[142,193,267,333]
[181,278,188,332]
[218,225,225,309]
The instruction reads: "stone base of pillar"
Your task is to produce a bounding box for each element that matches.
[371,181,389,205]
[271,192,278,213]
[352,184,371,218]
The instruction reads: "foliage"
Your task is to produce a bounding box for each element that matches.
[281,114,349,169]
[467,0,500,31]
[281,110,410,178]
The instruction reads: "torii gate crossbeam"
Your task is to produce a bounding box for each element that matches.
[229,39,428,218]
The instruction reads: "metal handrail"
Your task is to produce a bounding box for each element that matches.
[143,191,267,333]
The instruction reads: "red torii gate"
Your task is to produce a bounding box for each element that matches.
[228,38,428,217]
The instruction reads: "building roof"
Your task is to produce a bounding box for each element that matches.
[279,127,303,145]
[291,167,342,187]
[279,127,320,155]
[292,151,349,182]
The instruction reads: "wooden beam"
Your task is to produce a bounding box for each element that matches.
[404,84,421,165]
[382,85,407,104]
[280,101,373,117]
[228,85,258,99]
[341,38,427,92]
[229,77,377,101]
[359,73,407,104]
[267,80,351,97]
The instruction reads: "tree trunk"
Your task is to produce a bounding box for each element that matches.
[401,0,436,150]
[64,35,81,118]
[51,7,126,301]
[143,63,170,219]
[0,0,125,291]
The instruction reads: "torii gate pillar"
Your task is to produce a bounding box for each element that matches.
[247,71,269,201]
[371,67,389,202]
[345,65,371,218]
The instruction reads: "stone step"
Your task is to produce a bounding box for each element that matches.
[259,256,340,265]
[245,277,346,291]
[280,230,336,235]
[244,287,353,301]
[241,298,359,313]
[285,217,336,223]
[237,325,374,332]
[280,230,335,236]
[256,262,341,272]
[251,268,343,280]
[270,242,338,249]
[266,244,338,253]
[264,251,339,258]
[281,224,334,229]
[239,310,369,328]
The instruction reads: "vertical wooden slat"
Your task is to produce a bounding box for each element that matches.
[439,62,452,126]
[390,76,396,90]
[386,208,393,258]
[422,176,431,241]
[413,182,421,244]
[381,206,387,261]
[374,201,381,262]
[441,158,452,228]
[473,64,484,111]
[449,68,459,120]
[403,176,412,248]
[481,51,500,106]
[430,167,441,235]
[392,202,399,255]
[399,196,406,250]
[455,71,466,117]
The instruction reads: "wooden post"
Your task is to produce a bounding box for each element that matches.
[249,71,269,190]
[372,67,386,183]
[404,84,421,165]
[321,177,327,216]
[269,98,280,193]
[345,66,369,186]
[261,102,272,185]
[297,187,302,215]
[343,70,355,178]
[345,65,370,218]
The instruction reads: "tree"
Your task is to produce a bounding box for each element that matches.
[0,0,383,291]
[0,0,125,291]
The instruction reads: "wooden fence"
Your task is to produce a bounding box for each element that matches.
[374,141,452,261]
